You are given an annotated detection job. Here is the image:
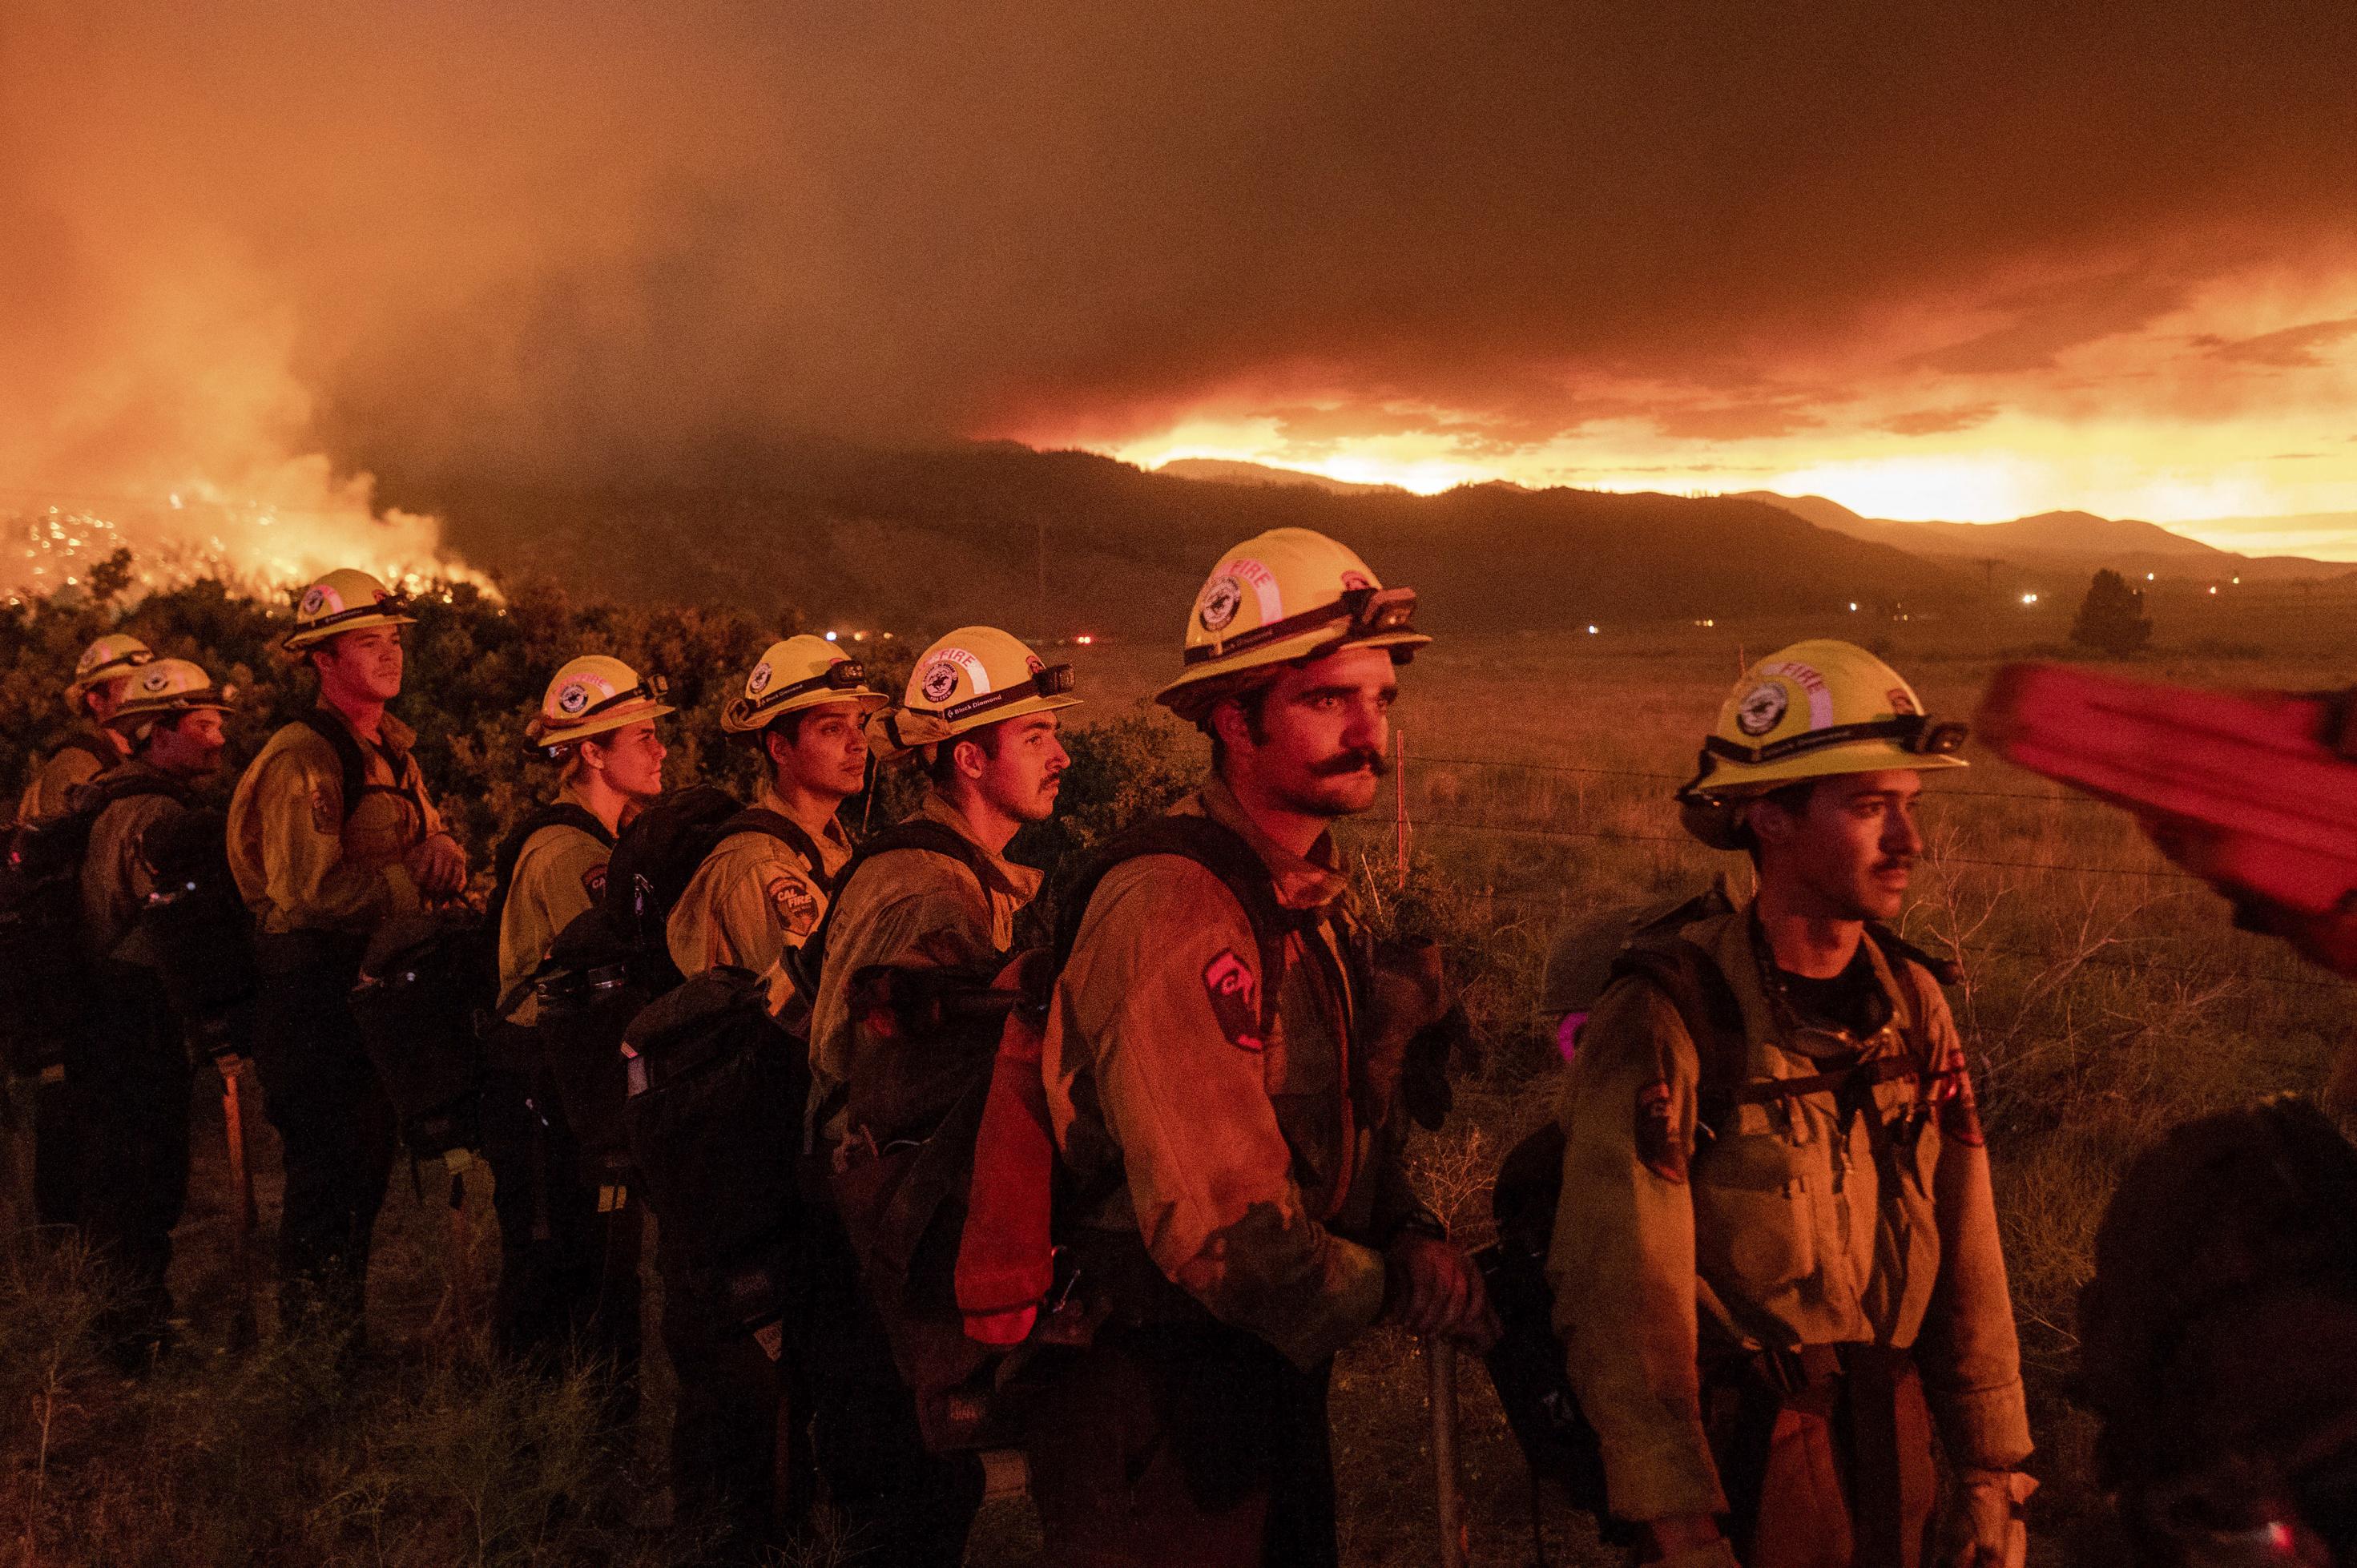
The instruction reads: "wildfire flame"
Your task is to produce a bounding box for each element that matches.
[2,459,493,610]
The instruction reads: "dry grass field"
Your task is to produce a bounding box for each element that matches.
[5,586,2352,1566]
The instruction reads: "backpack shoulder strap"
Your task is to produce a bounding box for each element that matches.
[296,711,369,824]
[52,730,120,777]
[1606,933,1751,1135]
[490,803,614,925]
[793,816,997,1001]
[719,807,840,897]
[1054,812,1293,1041]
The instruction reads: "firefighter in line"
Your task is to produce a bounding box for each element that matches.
[481,655,671,1376]
[1550,641,2033,1568]
[75,658,236,1366]
[658,636,883,1554]
[804,624,1080,1566]
[18,632,155,1236]
[18,632,151,820]
[1036,527,1492,1567]
[228,569,467,1341]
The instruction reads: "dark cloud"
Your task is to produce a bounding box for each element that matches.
[1876,404,2003,437]
[2200,317,2357,367]
[5,1,2356,498]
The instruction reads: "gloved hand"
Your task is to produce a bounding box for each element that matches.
[1944,1467,2036,1568]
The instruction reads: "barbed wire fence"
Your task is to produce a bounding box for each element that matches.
[1374,732,2354,1043]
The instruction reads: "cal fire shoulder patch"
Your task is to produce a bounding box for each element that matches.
[767,873,823,936]
[582,862,608,903]
[1203,949,1263,1051]
[1636,1078,1688,1183]
[308,780,340,836]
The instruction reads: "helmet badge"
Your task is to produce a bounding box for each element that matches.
[746,660,772,697]
[1199,574,1243,632]
[1735,682,1789,737]
[555,679,592,717]
[141,667,173,692]
[920,659,961,704]
[300,585,332,618]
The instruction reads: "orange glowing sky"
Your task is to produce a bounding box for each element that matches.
[4,3,2355,576]
[1038,260,2357,557]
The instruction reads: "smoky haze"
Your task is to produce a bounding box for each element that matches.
[5,1,2355,564]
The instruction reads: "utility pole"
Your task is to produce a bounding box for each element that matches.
[1036,514,1048,636]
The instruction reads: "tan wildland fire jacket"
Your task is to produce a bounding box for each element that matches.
[228,707,442,936]
[667,783,853,1025]
[1548,905,2031,1521]
[1044,780,1426,1372]
[497,781,614,1027]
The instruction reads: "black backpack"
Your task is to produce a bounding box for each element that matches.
[1477,887,1957,1529]
[483,800,614,1018]
[0,771,187,1077]
[526,787,831,1183]
[137,804,259,1059]
[621,967,814,1350]
[352,909,494,1161]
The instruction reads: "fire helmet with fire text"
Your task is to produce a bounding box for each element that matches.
[283,568,417,653]
[107,659,236,744]
[64,633,155,710]
[1154,527,1429,723]
[870,626,1080,763]
[527,655,675,754]
[1678,639,1967,849]
[720,636,888,735]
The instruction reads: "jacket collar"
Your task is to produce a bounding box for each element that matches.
[917,787,1042,903]
[754,781,853,855]
[1195,776,1353,915]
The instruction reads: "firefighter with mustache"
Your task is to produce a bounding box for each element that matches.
[803,624,1079,1566]
[228,569,468,1341]
[1549,641,2033,1568]
[1033,528,1492,1567]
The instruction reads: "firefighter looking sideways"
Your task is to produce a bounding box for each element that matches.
[656,635,883,1558]
[18,633,155,1238]
[1549,640,2033,1568]
[18,632,152,821]
[1033,526,1493,1568]
[75,658,236,1367]
[227,569,468,1341]
[803,623,1079,1566]
[669,635,884,1026]
[480,655,670,1374]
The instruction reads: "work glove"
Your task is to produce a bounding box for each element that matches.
[1943,1467,2036,1568]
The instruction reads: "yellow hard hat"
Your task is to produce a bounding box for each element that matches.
[107,658,236,735]
[283,568,417,652]
[1677,639,1967,845]
[1154,527,1428,719]
[870,626,1080,762]
[720,635,888,735]
[64,633,155,709]
[527,655,675,752]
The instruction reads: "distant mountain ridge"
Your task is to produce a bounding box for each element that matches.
[401,441,1956,636]
[1733,491,2339,579]
[1158,458,1408,496]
